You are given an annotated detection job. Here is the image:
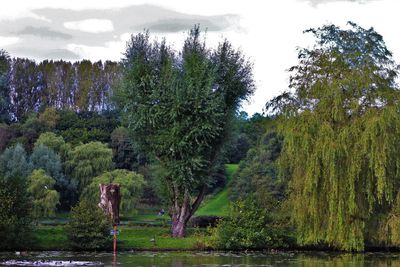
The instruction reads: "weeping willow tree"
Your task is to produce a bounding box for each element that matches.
[267,22,400,251]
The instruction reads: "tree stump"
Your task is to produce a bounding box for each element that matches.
[98,184,121,224]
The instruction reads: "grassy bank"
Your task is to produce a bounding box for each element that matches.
[33,226,208,251]
[196,164,238,216]
[31,164,238,251]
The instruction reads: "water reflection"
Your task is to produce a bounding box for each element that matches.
[1,251,400,266]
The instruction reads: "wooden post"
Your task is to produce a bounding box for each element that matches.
[113,225,117,267]
[113,224,117,254]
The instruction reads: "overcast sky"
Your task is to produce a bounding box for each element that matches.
[0,0,398,115]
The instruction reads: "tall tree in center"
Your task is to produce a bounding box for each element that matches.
[116,26,254,237]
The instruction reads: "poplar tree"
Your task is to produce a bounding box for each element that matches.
[268,22,400,251]
[0,50,10,123]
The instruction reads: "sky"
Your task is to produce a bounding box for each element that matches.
[0,0,398,115]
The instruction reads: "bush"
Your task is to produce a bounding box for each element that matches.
[65,201,112,250]
[207,197,292,250]
[0,176,33,250]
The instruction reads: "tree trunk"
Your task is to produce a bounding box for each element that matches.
[171,213,187,238]
[170,187,206,238]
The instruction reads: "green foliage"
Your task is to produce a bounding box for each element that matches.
[38,107,59,130]
[224,113,273,164]
[374,192,400,247]
[34,133,76,210]
[0,50,10,123]
[66,141,113,193]
[28,169,60,218]
[0,173,32,249]
[110,127,142,171]
[268,22,400,251]
[7,59,120,121]
[208,198,291,250]
[0,123,11,151]
[116,26,254,235]
[20,114,43,151]
[30,144,62,180]
[65,201,111,250]
[35,132,71,161]
[55,110,119,145]
[231,129,284,204]
[81,169,145,215]
[0,143,32,179]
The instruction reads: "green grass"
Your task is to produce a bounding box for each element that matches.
[195,164,238,217]
[33,226,68,250]
[121,208,170,226]
[32,164,239,250]
[32,226,206,250]
[119,227,205,250]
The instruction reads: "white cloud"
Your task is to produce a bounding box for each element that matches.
[0,36,20,46]
[64,19,114,33]
[66,33,130,60]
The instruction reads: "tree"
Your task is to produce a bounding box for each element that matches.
[66,141,113,194]
[110,127,141,170]
[0,174,32,249]
[35,132,70,161]
[30,144,62,180]
[34,133,75,210]
[27,169,60,218]
[0,144,32,249]
[268,22,400,251]
[65,200,111,250]
[20,113,43,151]
[0,143,32,179]
[230,129,284,204]
[81,169,145,215]
[38,107,59,130]
[116,27,254,237]
[9,58,44,121]
[0,50,10,123]
[0,124,11,152]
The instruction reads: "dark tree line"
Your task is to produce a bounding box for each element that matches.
[1,54,121,122]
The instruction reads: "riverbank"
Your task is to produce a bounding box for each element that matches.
[33,226,208,251]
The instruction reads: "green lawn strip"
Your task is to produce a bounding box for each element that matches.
[33,226,68,250]
[118,227,205,250]
[121,207,170,226]
[32,226,206,250]
[225,164,239,184]
[195,190,230,216]
[195,164,238,217]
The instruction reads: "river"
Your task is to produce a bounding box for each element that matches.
[1,251,400,266]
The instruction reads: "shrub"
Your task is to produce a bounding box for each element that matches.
[0,176,33,250]
[207,197,292,250]
[65,201,112,250]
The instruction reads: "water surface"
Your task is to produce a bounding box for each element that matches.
[1,251,400,266]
